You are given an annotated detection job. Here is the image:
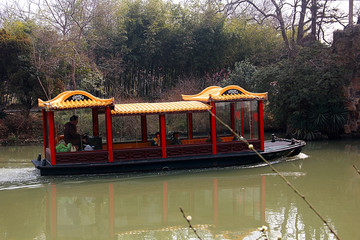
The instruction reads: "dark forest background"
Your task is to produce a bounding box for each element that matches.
[0,0,355,143]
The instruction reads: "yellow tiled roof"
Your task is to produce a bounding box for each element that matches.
[38,90,114,110]
[112,101,211,115]
[182,85,268,102]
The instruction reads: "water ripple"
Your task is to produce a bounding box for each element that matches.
[0,167,42,190]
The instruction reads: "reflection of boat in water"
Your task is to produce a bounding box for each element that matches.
[45,173,270,239]
[32,85,305,175]
[0,155,312,239]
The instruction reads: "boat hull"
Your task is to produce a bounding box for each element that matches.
[32,140,305,176]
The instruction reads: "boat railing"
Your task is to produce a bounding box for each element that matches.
[46,137,262,165]
[46,148,109,164]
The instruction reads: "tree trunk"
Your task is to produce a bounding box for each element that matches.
[311,0,317,40]
[71,58,76,90]
[297,0,307,44]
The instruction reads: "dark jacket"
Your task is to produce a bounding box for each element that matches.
[64,122,81,146]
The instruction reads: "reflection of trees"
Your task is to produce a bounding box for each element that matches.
[264,140,360,239]
[1,142,358,240]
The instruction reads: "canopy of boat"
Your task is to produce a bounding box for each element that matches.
[182,85,268,102]
[38,90,114,110]
[111,101,211,115]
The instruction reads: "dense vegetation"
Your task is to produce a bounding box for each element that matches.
[0,0,352,143]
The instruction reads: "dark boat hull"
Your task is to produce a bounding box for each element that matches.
[32,140,306,176]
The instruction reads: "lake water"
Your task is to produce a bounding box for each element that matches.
[0,139,359,240]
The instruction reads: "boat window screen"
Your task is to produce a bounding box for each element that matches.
[250,101,259,140]
[112,116,141,143]
[235,101,258,140]
[215,102,232,136]
[192,112,210,138]
[97,113,108,145]
[53,109,108,151]
[165,113,187,139]
[147,115,160,141]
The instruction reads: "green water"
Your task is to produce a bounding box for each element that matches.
[0,140,359,240]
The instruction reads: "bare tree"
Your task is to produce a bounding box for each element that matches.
[35,0,100,90]
[220,0,347,56]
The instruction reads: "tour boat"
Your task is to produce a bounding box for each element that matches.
[32,85,306,176]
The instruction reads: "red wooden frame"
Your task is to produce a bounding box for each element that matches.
[42,98,265,165]
[241,102,245,137]
[48,111,56,165]
[160,114,167,158]
[210,102,217,154]
[258,101,264,151]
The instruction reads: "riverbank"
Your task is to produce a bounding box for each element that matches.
[0,111,43,146]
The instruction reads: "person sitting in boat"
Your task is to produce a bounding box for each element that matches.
[64,115,85,150]
[152,132,161,146]
[206,132,222,142]
[171,132,182,145]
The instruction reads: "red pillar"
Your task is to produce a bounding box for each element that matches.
[106,107,113,162]
[48,111,56,165]
[160,115,167,158]
[163,181,168,223]
[187,113,193,139]
[258,101,265,151]
[210,102,217,155]
[241,102,245,137]
[250,102,254,139]
[42,109,48,155]
[92,108,99,136]
[141,115,147,142]
[230,102,235,134]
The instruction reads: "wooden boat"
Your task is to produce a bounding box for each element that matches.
[32,85,305,176]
